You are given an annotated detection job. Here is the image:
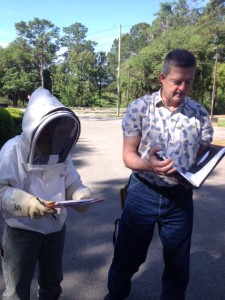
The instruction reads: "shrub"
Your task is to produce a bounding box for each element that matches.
[0,108,14,147]
[6,108,24,136]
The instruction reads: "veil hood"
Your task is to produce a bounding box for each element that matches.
[21,88,80,168]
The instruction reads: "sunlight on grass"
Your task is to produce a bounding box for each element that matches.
[218,118,225,127]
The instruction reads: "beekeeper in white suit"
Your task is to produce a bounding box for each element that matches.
[0,87,92,299]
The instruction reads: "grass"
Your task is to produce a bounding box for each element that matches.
[218,118,225,127]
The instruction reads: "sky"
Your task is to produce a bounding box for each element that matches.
[0,0,209,53]
[0,0,169,52]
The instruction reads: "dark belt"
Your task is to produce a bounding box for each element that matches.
[133,173,188,197]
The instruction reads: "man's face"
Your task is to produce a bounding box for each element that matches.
[160,66,196,107]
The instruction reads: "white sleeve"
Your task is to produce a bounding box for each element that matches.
[0,140,33,217]
[0,139,25,188]
[0,186,33,217]
[65,156,91,200]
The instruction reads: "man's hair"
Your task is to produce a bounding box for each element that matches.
[162,49,196,75]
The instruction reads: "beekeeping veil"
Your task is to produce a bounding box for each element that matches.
[22,88,80,169]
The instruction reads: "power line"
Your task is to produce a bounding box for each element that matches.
[88,24,132,35]
[88,24,132,51]
[93,33,118,41]
[86,27,119,49]
[87,26,117,37]
[86,24,132,41]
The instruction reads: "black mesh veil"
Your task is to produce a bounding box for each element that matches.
[27,108,80,166]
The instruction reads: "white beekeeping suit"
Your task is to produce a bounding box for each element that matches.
[0,87,91,234]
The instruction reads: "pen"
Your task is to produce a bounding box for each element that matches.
[36,197,57,219]
[197,151,210,166]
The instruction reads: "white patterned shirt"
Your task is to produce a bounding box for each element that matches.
[122,90,214,186]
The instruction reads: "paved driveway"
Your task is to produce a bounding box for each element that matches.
[0,115,224,300]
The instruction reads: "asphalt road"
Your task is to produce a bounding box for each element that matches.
[0,115,225,300]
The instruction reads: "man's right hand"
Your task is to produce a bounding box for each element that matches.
[123,136,176,175]
[149,147,177,175]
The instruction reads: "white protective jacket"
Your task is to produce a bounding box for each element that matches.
[0,88,90,234]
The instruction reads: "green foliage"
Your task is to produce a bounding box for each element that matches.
[218,118,225,127]
[0,96,10,106]
[0,107,13,147]
[118,1,225,108]
[213,93,225,114]
[1,1,225,111]
[15,18,60,89]
[91,92,117,107]
[217,63,225,93]
[6,108,23,136]
[0,41,37,106]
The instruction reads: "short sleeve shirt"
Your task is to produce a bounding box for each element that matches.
[122,90,214,186]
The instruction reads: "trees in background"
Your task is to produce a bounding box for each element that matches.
[0,18,59,106]
[15,18,60,88]
[119,0,225,113]
[0,40,35,106]
[54,23,97,106]
[0,0,225,113]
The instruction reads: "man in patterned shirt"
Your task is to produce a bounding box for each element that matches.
[105,49,213,300]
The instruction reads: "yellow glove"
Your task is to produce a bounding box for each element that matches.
[72,187,92,213]
[28,197,56,219]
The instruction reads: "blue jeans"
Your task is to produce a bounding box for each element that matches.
[108,174,193,300]
[1,223,66,300]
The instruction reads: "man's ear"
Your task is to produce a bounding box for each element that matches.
[159,72,165,84]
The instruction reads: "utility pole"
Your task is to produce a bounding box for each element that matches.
[211,46,218,117]
[117,24,121,117]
